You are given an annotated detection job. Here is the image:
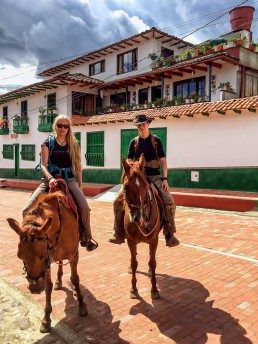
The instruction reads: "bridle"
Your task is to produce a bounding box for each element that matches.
[21,196,71,285]
[124,168,160,237]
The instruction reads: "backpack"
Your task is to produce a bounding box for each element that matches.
[133,133,158,157]
[34,134,55,171]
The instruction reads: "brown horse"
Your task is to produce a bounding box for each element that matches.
[122,154,163,300]
[7,188,87,333]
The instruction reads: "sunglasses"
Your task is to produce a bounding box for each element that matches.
[57,123,69,129]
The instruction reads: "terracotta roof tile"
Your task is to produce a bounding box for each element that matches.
[71,96,258,126]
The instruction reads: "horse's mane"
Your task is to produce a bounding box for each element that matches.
[123,161,149,188]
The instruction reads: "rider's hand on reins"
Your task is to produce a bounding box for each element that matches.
[49,177,57,188]
[162,179,169,192]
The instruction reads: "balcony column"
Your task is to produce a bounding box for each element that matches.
[208,62,212,101]
[125,82,128,104]
[161,74,165,98]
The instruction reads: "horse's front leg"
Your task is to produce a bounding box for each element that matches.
[149,239,159,300]
[70,251,88,316]
[127,239,138,299]
[54,261,63,290]
[40,269,53,333]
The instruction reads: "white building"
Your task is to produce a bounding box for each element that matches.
[1,7,258,191]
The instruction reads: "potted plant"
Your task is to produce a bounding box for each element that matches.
[218,82,235,92]
[184,95,191,104]
[249,41,256,52]
[174,54,181,62]
[39,106,46,115]
[176,96,184,105]
[148,53,158,61]
[191,91,199,103]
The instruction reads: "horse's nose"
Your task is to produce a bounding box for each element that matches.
[133,215,139,223]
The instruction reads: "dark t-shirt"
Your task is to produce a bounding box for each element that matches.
[42,137,74,178]
[127,134,165,176]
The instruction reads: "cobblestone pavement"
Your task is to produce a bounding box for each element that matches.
[0,188,258,344]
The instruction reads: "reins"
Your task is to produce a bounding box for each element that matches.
[124,167,160,237]
[21,193,79,284]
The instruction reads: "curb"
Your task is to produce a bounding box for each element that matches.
[0,278,87,344]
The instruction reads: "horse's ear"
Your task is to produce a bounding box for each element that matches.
[122,155,130,174]
[41,217,53,234]
[139,153,145,171]
[7,218,22,236]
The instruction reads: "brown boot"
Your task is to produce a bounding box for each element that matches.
[163,204,180,247]
[108,201,125,244]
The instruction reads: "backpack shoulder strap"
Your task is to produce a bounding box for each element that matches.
[134,136,139,153]
[150,133,158,156]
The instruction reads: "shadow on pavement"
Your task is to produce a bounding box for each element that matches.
[129,272,252,344]
[34,283,130,344]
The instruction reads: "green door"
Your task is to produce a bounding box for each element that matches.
[121,127,167,159]
[14,144,19,178]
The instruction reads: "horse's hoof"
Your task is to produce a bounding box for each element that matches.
[79,303,88,316]
[151,291,160,300]
[54,282,62,290]
[40,322,51,333]
[130,290,139,299]
[128,266,132,274]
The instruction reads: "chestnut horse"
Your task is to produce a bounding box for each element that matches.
[122,154,163,299]
[7,188,87,333]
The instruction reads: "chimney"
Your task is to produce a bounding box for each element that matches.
[229,6,255,32]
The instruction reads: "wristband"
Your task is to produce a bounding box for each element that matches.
[161,177,168,181]
[48,177,54,181]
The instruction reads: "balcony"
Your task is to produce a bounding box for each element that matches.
[38,113,58,132]
[0,120,9,135]
[13,117,29,134]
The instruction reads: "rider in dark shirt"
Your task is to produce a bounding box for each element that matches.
[109,114,180,248]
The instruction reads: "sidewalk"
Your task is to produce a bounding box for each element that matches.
[0,188,258,343]
[1,178,258,211]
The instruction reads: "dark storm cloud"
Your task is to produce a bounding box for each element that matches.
[0,0,257,73]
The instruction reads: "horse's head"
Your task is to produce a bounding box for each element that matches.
[122,154,150,226]
[7,216,53,294]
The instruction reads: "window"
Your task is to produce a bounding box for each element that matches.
[174,77,205,98]
[2,145,14,159]
[20,145,35,161]
[151,86,161,102]
[74,132,81,148]
[89,60,105,76]
[161,47,174,59]
[138,88,148,104]
[110,91,130,107]
[72,91,95,115]
[3,106,8,118]
[47,93,56,111]
[86,131,104,167]
[21,100,28,117]
[117,49,137,74]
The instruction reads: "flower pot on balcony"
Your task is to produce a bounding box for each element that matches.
[229,6,255,32]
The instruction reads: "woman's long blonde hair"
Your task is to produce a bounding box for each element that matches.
[52,115,82,174]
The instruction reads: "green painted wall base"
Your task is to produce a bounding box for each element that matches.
[0,167,258,192]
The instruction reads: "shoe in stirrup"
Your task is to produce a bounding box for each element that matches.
[165,233,180,247]
[108,233,125,244]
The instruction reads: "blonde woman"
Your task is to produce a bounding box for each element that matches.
[23,115,98,251]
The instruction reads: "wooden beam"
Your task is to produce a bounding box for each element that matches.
[191,65,208,72]
[178,68,193,74]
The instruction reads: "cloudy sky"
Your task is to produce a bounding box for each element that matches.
[0,0,257,94]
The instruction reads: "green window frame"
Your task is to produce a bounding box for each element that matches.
[86,131,104,167]
[20,144,35,161]
[2,145,14,159]
[74,132,81,148]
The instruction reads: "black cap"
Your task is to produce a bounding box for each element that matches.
[133,114,153,126]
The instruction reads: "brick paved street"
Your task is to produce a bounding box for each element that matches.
[0,188,257,343]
